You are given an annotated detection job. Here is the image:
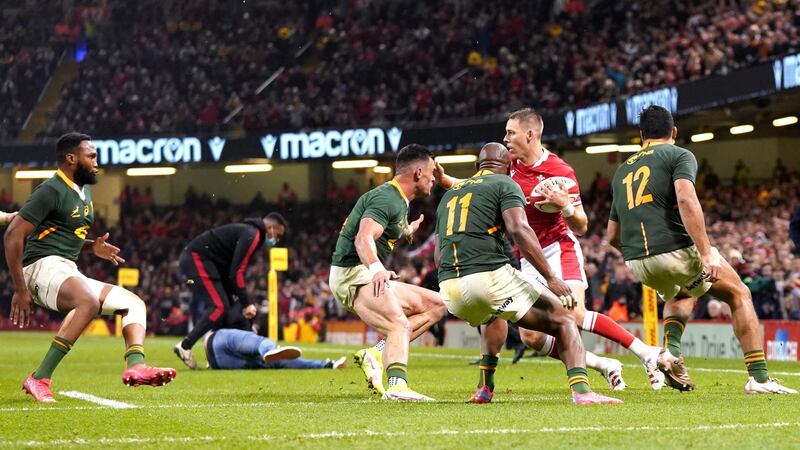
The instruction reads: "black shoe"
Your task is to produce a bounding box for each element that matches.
[512,345,527,364]
[468,358,480,365]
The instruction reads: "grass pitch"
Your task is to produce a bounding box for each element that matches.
[1,331,799,449]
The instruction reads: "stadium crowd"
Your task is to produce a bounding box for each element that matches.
[38,0,315,139]
[0,2,69,140]
[29,0,800,139]
[2,160,800,335]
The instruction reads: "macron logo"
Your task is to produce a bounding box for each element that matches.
[260,134,278,159]
[208,136,226,162]
[386,127,403,152]
[565,111,575,137]
[260,127,403,161]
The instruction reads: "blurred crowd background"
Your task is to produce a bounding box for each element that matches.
[0,0,794,140]
[2,158,798,336]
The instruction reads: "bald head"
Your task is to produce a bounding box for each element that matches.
[476,142,511,175]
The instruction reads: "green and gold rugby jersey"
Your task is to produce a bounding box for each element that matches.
[609,143,696,260]
[19,170,94,266]
[331,179,409,267]
[436,170,526,281]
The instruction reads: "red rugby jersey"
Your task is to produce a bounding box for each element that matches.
[510,149,582,248]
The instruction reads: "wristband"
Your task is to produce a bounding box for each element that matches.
[368,262,386,275]
[561,203,576,218]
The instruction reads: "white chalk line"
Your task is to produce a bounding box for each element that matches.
[4,421,799,447]
[304,346,800,377]
[58,391,137,409]
[0,396,569,413]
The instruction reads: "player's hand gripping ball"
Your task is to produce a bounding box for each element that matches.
[528,176,578,213]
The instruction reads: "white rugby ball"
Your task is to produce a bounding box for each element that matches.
[529,176,578,213]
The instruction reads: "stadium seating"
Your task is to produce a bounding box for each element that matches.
[38,0,315,139]
[0,2,66,140]
[29,0,800,139]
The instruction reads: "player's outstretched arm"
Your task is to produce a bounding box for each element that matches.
[4,215,35,327]
[0,211,17,225]
[355,217,397,298]
[404,214,424,239]
[502,206,575,309]
[675,179,720,282]
[433,161,463,190]
[85,232,126,266]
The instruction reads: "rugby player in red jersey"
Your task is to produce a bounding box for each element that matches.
[501,108,672,390]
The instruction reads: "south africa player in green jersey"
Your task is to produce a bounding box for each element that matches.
[330,144,448,401]
[436,142,622,405]
[5,133,177,403]
[607,105,796,394]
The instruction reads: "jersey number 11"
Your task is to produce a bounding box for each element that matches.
[445,193,472,235]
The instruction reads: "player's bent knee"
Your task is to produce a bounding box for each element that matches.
[551,308,577,329]
[431,302,447,320]
[78,296,101,315]
[423,294,446,314]
[519,328,546,348]
[737,281,752,300]
[387,316,412,337]
[123,297,147,330]
[718,280,752,307]
[570,307,585,324]
[103,287,148,330]
[734,285,754,308]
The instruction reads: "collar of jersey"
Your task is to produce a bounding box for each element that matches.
[531,148,550,167]
[56,169,86,200]
[388,178,409,206]
[640,141,670,151]
[515,148,550,168]
[472,170,494,177]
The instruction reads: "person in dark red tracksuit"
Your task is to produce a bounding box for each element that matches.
[173,213,288,369]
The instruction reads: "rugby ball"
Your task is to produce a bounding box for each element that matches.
[529,176,578,213]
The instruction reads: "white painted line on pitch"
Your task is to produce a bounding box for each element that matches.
[0,396,570,414]
[7,436,225,447]
[0,399,380,413]
[58,391,138,409]
[304,346,800,377]
[299,421,800,440]
[5,421,799,446]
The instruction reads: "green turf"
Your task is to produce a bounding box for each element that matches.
[1,331,799,449]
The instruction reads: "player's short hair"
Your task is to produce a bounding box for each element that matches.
[507,108,543,129]
[639,105,674,140]
[395,144,434,172]
[56,132,92,163]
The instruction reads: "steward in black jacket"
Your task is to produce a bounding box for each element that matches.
[173,213,287,369]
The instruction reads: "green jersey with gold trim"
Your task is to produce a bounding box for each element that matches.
[19,170,94,266]
[436,171,525,282]
[331,179,409,267]
[609,143,696,260]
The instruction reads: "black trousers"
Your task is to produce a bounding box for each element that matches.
[179,250,240,349]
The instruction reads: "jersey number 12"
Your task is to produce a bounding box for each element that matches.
[445,193,472,235]
[622,166,653,209]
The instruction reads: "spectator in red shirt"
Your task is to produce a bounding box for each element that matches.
[277,183,298,207]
